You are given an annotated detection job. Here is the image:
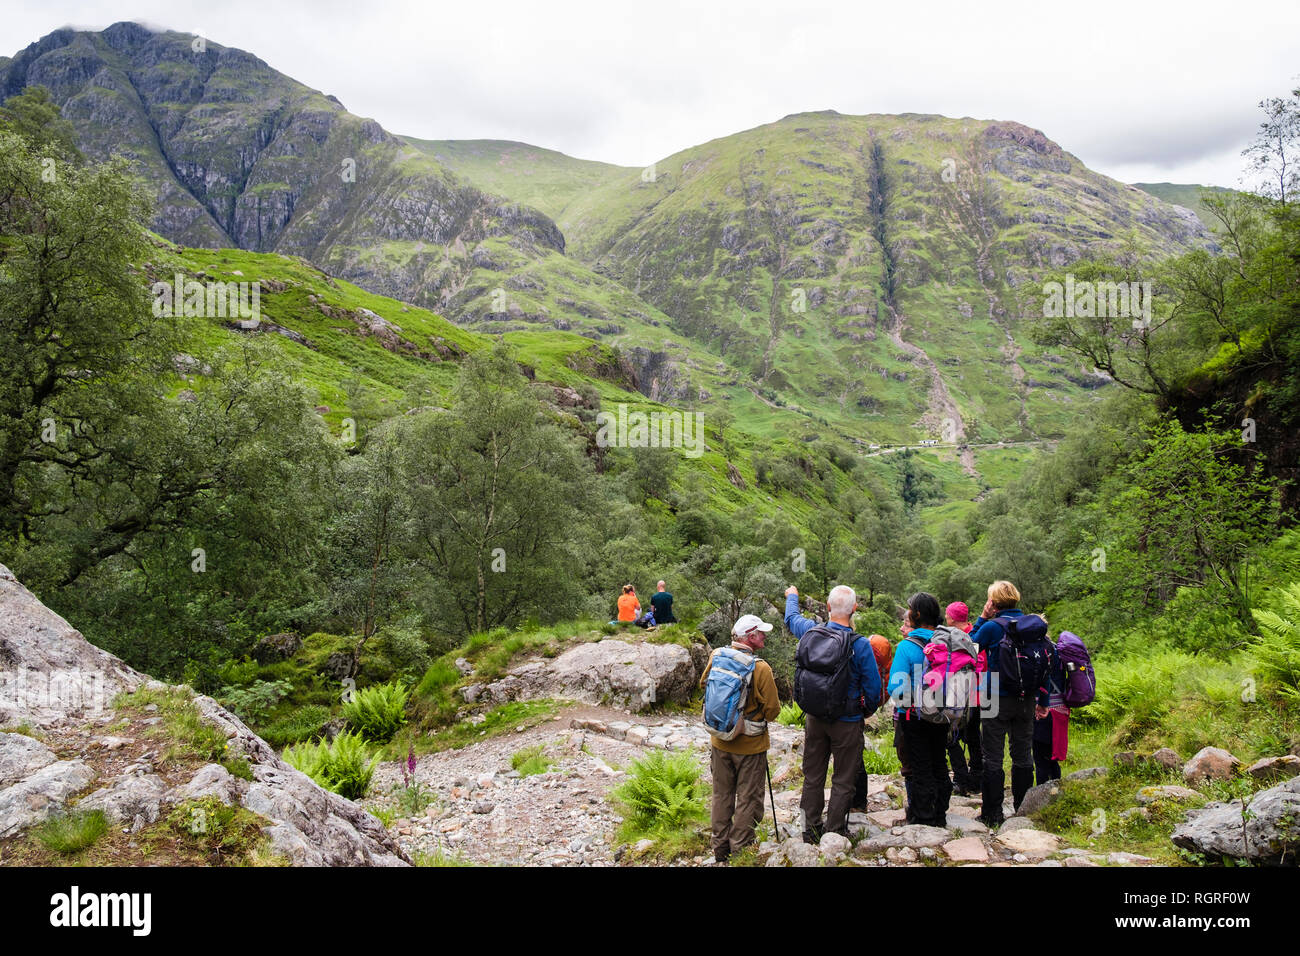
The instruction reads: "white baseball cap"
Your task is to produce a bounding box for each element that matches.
[732,614,774,638]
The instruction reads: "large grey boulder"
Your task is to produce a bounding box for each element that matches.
[1171,776,1300,865]
[478,639,698,711]
[0,752,96,838]
[0,563,407,866]
[1013,780,1063,817]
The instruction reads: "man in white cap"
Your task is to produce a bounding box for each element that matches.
[698,613,781,863]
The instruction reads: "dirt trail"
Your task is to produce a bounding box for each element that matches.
[365,701,1148,868]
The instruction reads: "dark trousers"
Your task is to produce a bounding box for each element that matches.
[898,716,952,827]
[948,708,983,792]
[980,696,1036,823]
[893,714,915,810]
[800,714,863,838]
[710,748,768,858]
[1033,736,1061,787]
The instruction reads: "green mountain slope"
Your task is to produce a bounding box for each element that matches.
[403,138,632,221]
[549,112,1212,446]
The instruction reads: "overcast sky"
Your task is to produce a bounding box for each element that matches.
[6,0,1299,188]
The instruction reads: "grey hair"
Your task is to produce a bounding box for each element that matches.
[826,585,856,617]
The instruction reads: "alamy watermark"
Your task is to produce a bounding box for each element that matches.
[595,403,704,459]
[1043,275,1153,329]
[0,668,112,717]
[151,274,261,328]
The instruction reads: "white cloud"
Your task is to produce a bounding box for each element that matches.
[6,0,1299,187]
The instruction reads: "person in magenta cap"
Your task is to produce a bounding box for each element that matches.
[945,601,984,796]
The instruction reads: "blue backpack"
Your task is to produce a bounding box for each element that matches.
[702,647,760,741]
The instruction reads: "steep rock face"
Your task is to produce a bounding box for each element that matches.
[0,563,407,866]
[0,23,563,309]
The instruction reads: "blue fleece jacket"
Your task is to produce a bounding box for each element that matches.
[784,593,880,722]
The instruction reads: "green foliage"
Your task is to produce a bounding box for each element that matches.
[510,744,556,777]
[219,679,294,723]
[259,705,333,748]
[34,810,108,855]
[1251,583,1300,701]
[411,848,474,867]
[862,734,902,775]
[775,701,804,726]
[611,750,710,834]
[342,681,410,742]
[282,731,379,800]
[166,797,270,863]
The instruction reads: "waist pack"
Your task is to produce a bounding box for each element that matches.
[702,647,767,741]
[906,625,980,730]
[1055,631,1096,707]
[994,614,1054,700]
[794,624,859,721]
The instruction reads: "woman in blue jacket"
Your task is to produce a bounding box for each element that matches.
[888,592,952,828]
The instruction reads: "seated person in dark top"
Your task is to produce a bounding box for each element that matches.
[649,580,676,624]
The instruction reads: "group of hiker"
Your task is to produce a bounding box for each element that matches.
[700,579,1095,864]
[612,581,676,629]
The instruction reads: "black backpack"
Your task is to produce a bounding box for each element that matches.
[794,624,859,721]
[994,614,1054,700]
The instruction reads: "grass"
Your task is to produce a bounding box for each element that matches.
[1027,754,1194,865]
[412,848,475,867]
[34,810,109,855]
[511,744,556,777]
[862,732,902,775]
[415,699,559,756]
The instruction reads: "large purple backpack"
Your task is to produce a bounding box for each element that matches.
[1056,631,1096,707]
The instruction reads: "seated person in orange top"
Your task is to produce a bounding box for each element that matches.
[616,584,641,622]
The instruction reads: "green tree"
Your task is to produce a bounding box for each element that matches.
[404,343,600,633]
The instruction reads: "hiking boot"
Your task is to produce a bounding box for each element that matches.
[714,850,730,864]
[802,827,824,845]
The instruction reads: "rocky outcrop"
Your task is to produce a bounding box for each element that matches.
[466,639,700,712]
[0,563,407,865]
[1171,775,1300,865]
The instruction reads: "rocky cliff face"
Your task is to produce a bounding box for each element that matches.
[0,563,407,866]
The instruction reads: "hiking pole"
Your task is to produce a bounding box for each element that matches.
[765,755,779,839]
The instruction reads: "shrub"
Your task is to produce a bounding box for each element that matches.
[776,701,804,726]
[219,679,294,723]
[35,810,108,854]
[611,750,709,833]
[283,730,379,800]
[342,681,410,741]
